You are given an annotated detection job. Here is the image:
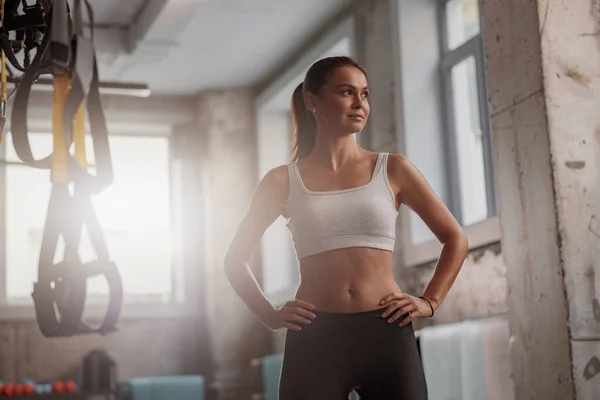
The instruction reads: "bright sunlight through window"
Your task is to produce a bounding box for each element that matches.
[4,133,173,304]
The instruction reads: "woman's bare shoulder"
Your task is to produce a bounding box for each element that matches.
[386,153,420,192]
[387,153,412,171]
[264,164,289,186]
[257,164,290,202]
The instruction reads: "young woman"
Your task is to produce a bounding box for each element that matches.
[223,56,468,399]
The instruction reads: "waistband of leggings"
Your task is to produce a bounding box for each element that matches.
[312,306,388,317]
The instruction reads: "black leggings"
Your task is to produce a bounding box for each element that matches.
[279,307,428,400]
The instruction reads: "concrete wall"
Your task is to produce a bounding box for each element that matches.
[407,245,508,326]
[0,319,205,382]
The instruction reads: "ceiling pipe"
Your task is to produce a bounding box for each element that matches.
[6,77,152,98]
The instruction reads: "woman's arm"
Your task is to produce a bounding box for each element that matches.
[223,165,316,331]
[223,166,288,321]
[389,154,469,312]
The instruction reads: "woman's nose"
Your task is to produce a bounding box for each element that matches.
[352,98,363,108]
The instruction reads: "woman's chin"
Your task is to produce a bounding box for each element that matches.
[334,120,366,135]
[347,121,365,133]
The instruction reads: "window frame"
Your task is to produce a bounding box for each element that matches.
[0,131,197,320]
[398,0,500,268]
[438,0,496,224]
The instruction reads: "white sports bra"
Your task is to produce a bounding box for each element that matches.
[284,153,399,259]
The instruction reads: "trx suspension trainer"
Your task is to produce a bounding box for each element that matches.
[1,0,123,337]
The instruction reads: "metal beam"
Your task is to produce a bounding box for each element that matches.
[127,0,206,54]
[128,0,170,53]
[4,91,197,134]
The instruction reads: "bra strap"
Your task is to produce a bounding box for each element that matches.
[286,164,303,196]
[374,153,388,179]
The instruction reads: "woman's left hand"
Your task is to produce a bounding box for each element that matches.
[379,292,433,327]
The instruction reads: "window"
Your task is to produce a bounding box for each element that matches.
[445,0,480,50]
[397,0,498,266]
[1,132,183,317]
[439,0,496,228]
[449,56,488,225]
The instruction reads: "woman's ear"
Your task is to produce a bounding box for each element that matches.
[304,91,317,113]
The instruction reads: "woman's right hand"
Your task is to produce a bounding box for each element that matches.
[261,299,317,331]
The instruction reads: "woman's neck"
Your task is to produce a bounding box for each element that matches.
[305,132,364,171]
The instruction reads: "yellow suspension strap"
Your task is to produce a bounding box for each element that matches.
[73,83,87,169]
[51,75,70,182]
[50,75,86,180]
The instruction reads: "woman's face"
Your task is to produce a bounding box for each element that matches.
[307,65,370,135]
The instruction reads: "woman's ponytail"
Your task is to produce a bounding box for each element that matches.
[290,82,316,162]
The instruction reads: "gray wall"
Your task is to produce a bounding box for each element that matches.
[0,319,205,382]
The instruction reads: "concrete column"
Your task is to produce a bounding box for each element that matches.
[171,123,213,377]
[534,0,600,398]
[352,0,401,154]
[481,0,600,398]
[196,89,271,399]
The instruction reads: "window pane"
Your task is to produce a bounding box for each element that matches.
[451,56,488,226]
[446,0,480,50]
[5,166,52,300]
[398,0,449,246]
[5,135,173,302]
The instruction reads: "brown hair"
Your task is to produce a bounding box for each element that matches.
[290,56,367,162]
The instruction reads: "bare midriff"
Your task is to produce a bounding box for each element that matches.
[294,247,403,313]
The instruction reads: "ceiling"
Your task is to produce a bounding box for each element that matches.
[87,0,354,96]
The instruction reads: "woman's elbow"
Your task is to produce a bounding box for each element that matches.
[222,250,249,275]
[222,252,238,273]
[441,227,468,257]
[454,229,469,259]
